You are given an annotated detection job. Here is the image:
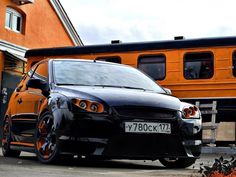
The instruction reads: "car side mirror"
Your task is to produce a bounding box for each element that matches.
[163,87,172,95]
[26,78,49,97]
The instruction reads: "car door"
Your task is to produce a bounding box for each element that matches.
[11,62,48,144]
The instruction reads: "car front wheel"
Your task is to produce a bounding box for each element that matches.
[35,111,60,163]
[2,117,21,157]
[159,158,196,168]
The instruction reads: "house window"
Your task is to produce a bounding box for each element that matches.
[184,52,213,79]
[5,7,22,33]
[138,55,166,80]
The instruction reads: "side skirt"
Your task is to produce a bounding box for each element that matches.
[10,142,35,153]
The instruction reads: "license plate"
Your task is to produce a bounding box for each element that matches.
[125,122,171,134]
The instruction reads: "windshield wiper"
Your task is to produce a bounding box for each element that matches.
[56,83,90,86]
[121,86,148,91]
[57,83,150,91]
[93,85,148,91]
[92,84,123,88]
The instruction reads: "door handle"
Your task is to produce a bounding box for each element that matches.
[17,98,23,104]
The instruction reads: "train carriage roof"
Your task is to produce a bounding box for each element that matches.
[25,36,236,57]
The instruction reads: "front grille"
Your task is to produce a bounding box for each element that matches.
[113,106,177,120]
[103,133,186,158]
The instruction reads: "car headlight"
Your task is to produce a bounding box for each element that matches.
[72,99,104,113]
[181,102,201,119]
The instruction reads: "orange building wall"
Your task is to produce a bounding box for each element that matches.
[0,0,75,49]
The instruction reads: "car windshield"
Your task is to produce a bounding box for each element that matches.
[53,60,165,93]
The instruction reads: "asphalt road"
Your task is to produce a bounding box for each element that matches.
[1,148,233,177]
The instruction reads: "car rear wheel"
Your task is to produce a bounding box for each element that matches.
[2,117,21,157]
[159,158,196,168]
[35,111,60,163]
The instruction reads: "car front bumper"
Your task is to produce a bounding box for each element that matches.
[55,108,202,160]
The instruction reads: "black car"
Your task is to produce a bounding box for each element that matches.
[2,59,202,168]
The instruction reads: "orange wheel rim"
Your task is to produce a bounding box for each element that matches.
[36,115,56,159]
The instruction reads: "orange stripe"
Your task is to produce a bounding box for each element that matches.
[10,142,34,147]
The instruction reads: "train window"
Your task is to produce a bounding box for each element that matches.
[184,52,213,79]
[233,52,236,77]
[96,57,121,63]
[138,55,166,80]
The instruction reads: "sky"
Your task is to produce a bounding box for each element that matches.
[60,0,236,45]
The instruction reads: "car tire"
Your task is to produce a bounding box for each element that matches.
[35,111,60,164]
[2,117,21,157]
[159,158,196,168]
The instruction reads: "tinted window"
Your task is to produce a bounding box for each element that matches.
[184,52,213,79]
[28,64,37,77]
[233,52,236,77]
[31,61,39,68]
[138,55,166,80]
[53,60,165,93]
[96,57,121,64]
[32,62,48,81]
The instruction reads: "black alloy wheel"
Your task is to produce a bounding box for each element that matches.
[35,111,60,163]
[159,158,196,168]
[2,117,21,157]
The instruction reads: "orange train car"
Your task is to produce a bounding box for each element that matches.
[25,36,236,123]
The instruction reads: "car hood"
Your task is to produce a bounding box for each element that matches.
[55,86,181,111]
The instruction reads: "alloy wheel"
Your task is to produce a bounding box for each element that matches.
[35,113,57,160]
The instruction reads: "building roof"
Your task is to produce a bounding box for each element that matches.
[0,40,28,61]
[50,0,83,46]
